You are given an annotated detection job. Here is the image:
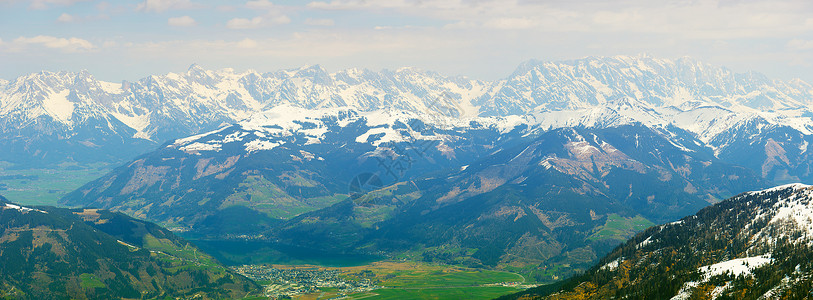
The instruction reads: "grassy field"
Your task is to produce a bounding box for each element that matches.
[79,273,106,289]
[588,213,655,242]
[347,286,522,300]
[143,234,224,270]
[282,261,526,300]
[0,162,112,206]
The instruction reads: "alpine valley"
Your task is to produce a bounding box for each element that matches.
[3,55,813,298]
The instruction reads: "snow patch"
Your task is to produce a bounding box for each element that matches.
[698,254,773,279]
[600,258,623,271]
[111,112,151,137]
[98,81,124,94]
[42,89,74,123]
[245,140,281,152]
[747,183,810,195]
[637,236,653,248]
[3,203,47,214]
[180,142,222,153]
[669,281,700,300]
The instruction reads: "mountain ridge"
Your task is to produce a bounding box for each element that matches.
[3,55,813,172]
[506,183,813,299]
[0,196,259,299]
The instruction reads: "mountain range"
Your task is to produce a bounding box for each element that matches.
[507,183,813,299]
[3,55,812,184]
[1,55,810,288]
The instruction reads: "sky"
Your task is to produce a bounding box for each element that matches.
[2,0,813,83]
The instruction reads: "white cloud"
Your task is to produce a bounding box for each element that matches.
[226,17,264,29]
[304,0,813,40]
[217,5,236,12]
[56,13,76,23]
[226,14,290,29]
[268,14,290,24]
[788,39,813,51]
[9,35,95,52]
[246,0,274,10]
[236,38,259,48]
[168,15,197,27]
[306,0,404,10]
[137,0,201,13]
[483,17,539,30]
[304,18,335,26]
[29,0,90,10]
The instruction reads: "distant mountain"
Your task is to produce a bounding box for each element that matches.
[3,56,813,184]
[60,105,531,236]
[0,65,485,166]
[51,55,813,281]
[268,124,765,279]
[0,195,258,299]
[506,184,813,299]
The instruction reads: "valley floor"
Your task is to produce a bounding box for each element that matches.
[0,162,113,206]
[233,261,532,300]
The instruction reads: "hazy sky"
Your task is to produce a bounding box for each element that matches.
[2,0,813,82]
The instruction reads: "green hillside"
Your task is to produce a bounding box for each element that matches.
[0,195,259,299]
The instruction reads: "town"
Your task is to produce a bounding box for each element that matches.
[232,265,379,299]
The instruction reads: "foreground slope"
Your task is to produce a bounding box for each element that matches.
[508,183,813,299]
[0,195,258,299]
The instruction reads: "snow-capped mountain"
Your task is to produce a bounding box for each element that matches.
[55,56,813,281]
[60,105,532,235]
[2,55,812,180]
[0,64,485,165]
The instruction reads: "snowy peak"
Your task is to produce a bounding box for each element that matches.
[168,104,528,156]
[496,55,813,113]
[2,55,813,169]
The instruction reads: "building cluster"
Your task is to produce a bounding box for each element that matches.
[232,265,378,298]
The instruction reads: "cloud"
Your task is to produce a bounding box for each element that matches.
[304,18,334,26]
[268,14,292,24]
[236,38,259,48]
[245,0,274,10]
[226,17,264,29]
[9,35,95,52]
[303,0,813,40]
[226,14,290,29]
[482,17,539,30]
[29,0,90,10]
[306,0,393,10]
[137,0,201,13]
[168,15,197,27]
[787,39,813,51]
[56,13,76,22]
[217,5,236,12]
